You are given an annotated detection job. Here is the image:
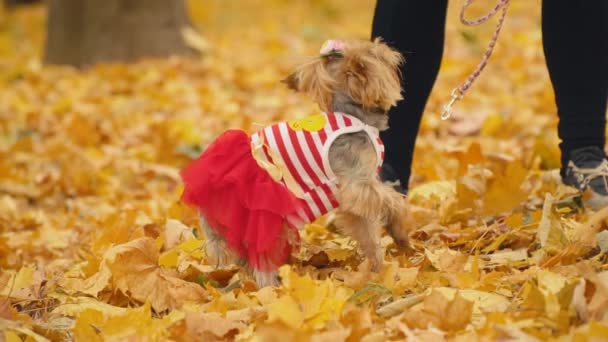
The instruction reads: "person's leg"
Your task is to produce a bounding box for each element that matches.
[371,0,449,192]
[542,0,608,207]
[543,0,608,168]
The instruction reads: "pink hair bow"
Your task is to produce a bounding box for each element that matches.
[319,39,345,57]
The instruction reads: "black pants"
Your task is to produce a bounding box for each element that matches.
[372,0,608,190]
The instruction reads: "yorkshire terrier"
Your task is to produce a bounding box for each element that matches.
[180,38,411,287]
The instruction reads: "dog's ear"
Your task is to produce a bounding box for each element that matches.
[341,40,404,111]
[281,72,300,91]
[282,56,339,111]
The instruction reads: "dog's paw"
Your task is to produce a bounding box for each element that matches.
[370,259,382,273]
[387,221,410,249]
[387,204,414,249]
[369,250,384,273]
[253,269,280,288]
[205,239,236,268]
[392,234,410,249]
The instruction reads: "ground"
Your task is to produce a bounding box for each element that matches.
[1,1,608,341]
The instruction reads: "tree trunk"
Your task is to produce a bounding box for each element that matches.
[44,0,195,67]
[4,0,40,8]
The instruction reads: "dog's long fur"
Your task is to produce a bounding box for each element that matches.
[206,38,411,286]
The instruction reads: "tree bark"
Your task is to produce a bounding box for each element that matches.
[44,0,195,67]
[4,0,39,7]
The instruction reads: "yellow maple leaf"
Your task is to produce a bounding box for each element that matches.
[401,290,474,332]
[536,193,569,255]
[62,238,207,312]
[378,262,419,294]
[254,286,279,306]
[181,311,247,340]
[73,303,184,341]
[480,113,504,136]
[159,248,179,268]
[425,248,469,273]
[164,218,195,250]
[277,266,352,329]
[266,295,305,330]
[315,287,353,324]
[324,247,355,261]
[51,296,127,317]
[73,309,104,342]
[4,331,22,342]
[0,265,34,296]
[483,162,529,215]
[409,180,456,204]
[520,282,547,318]
[451,142,486,177]
[283,269,328,320]
[177,237,204,259]
[104,238,208,312]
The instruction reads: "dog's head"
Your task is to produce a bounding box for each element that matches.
[283,38,404,114]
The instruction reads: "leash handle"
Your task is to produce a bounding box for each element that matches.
[441,0,510,120]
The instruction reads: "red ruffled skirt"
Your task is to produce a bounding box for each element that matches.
[180,129,302,271]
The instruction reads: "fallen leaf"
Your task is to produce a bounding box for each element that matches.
[164,219,195,250]
[266,294,305,329]
[431,287,510,316]
[597,230,608,253]
[536,193,569,254]
[310,327,352,342]
[105,238,208,311]
[425,248,469,273]
[181,311,246,340]
[63,238,207,312]
[52,296,127,317]
[73,303,184,341]
[483,162,529,215]
[401,289,474,332]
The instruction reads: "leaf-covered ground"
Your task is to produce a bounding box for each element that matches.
[2,1,608,341]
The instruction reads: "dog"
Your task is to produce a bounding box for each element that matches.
[180,38,410,287]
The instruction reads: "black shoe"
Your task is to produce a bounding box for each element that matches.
[562,146,608,210]
[380,163,407,195]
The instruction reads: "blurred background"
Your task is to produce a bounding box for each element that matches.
[0,0,557,185]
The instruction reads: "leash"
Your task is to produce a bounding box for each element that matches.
[441,0,510,120]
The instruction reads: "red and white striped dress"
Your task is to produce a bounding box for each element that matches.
[251,111,384,227]
[180,111,384,270]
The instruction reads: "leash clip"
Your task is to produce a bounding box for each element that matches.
[441,89,463,120]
